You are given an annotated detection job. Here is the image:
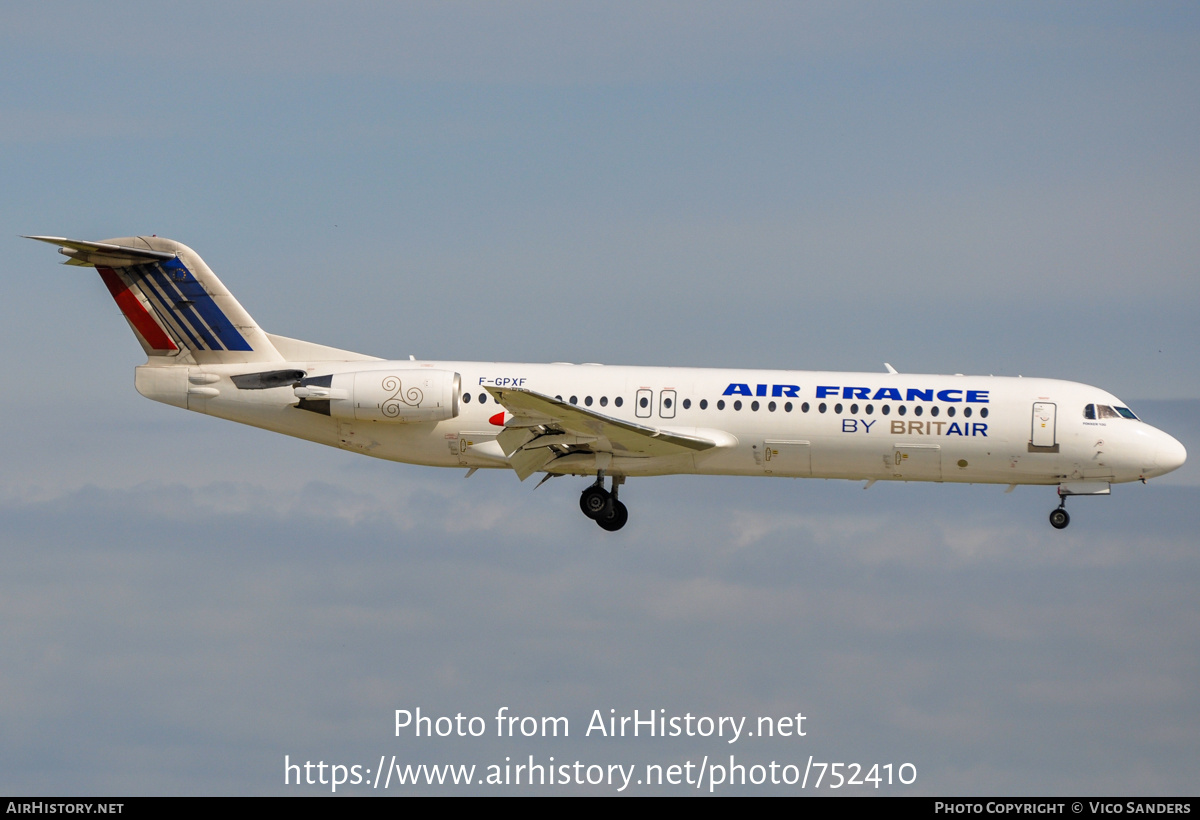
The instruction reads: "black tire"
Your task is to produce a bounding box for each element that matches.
[1049,508,1070,529]
[580,486,610,520]
[597,500,629,532]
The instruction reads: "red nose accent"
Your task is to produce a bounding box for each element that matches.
[489,412,506,427]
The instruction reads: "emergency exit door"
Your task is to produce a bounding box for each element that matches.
[635,388,653,418]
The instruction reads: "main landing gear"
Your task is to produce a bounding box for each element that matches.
[1049,499,1070,530]
[579,472,628,532]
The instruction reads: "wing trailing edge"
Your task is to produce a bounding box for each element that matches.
[486,386,720,480]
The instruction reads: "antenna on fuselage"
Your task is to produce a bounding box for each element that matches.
[884,363,898,374]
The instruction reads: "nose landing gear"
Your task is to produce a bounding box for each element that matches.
[1047,481,1110,529]
[579,472,628,531]
[1049,503,1070,530]
[1049,485,1072,529]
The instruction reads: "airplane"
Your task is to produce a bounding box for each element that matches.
[27,234,1187,532]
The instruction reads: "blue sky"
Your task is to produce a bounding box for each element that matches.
[1,2,1198,794]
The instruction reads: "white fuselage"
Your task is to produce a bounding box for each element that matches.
[139,359,1186,487]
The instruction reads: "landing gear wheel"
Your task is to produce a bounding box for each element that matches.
[1049,508,1070,530]
[596,499,629,532]
[580,486,610,520]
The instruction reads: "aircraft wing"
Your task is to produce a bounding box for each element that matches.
[486,386,717,480]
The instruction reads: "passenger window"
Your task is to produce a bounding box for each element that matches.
[699,399,708,410]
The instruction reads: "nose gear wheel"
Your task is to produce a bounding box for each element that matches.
[1049,495,1070,530]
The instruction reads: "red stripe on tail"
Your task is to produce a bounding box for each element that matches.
[97,267,178,351]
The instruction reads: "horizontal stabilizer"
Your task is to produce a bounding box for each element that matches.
[24,235,177,267]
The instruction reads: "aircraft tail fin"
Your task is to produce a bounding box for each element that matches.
[26,235,284,364]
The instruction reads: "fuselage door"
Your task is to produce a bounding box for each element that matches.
[659,389,676,419]
[763,440,812,476]
[1032,402,1057,447]
[893,444,942,480]
[635,388,653,419]
[456,430,499,465]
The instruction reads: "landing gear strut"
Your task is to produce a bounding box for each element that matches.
[1049,499,1070,530]
[579,472,628,531]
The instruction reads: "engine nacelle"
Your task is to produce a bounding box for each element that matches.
[295,369,460,423]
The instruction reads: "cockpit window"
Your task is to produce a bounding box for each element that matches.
[1086,403,1139,420]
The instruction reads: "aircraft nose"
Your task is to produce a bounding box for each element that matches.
[1155,433,1187,475]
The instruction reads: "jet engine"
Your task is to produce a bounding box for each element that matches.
[294,369,460,423]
